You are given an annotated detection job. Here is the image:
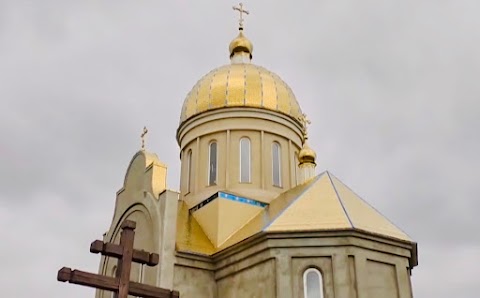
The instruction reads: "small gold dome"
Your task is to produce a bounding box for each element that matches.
[298,141,317,164]
[229,30,253,58]
[179,64,302,124]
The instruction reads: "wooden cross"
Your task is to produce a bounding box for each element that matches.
[57,220,179,298]
[232,3,249,29]
[141,126,148,150]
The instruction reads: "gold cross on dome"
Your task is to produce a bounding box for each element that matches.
[141,126,148,150]
[233,3,249,29]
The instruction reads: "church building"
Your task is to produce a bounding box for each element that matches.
[96,6,418,298]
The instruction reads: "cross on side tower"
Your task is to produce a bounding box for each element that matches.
[232,3,249,29]
[57,220,179,298]
[141,126,149,150]
[298,113,311,138]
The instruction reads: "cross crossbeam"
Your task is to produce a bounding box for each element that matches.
[90,240,159,266]
[57,220,179,298]
[58,268,176,298]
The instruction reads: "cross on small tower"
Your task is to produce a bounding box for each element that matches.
[141,126,148,150]
[57,220,179,298]
[298,113,311,137]
[233,3,249,29]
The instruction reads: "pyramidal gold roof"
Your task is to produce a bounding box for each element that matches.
[264,172,411,241]
[221,171,412,250]
[175,171,412,256]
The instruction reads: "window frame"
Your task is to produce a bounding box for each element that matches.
[186,149,192,193]
[239,137,251,183]
[208,141,218,186]
[272,142,282,187]
[294,151,299,186]
[303,268,324,298]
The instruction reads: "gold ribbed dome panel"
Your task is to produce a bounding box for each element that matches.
[180,64,302,123]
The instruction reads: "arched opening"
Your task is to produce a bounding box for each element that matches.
[303,268,324,298]
[208,141,218,186]
[239,137,251,183]
[294,151,299,186]
[272,142,282,187]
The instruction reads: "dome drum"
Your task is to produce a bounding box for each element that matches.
[177,107,305,148]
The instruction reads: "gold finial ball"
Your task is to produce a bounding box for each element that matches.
[298,142,317,164]
[229,30,253,58]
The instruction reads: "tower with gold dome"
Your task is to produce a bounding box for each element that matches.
[96,5,417,298]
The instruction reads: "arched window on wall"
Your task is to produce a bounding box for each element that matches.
[186,150,192,193]
[208,141,217,186]
[303,268,324,298]
[272,142,282,187]
[239,137,251,183]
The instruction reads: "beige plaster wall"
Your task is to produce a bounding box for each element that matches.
[217,258,276,298]
[365,260,399,298]
[173,265,217,298]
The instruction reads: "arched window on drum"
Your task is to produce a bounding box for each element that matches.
[239,137,251,183]
[303,268,324,298]
[272,142,282,187]
[208,141,218,186]
[186,149,193,193]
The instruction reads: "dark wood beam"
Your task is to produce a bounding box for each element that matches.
[114,221,135,298]
[90,240,159,266]
[129,281,180,298]
[57,267,118,292]
[57,267,179,298]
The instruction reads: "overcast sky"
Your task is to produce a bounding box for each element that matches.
[1,1,479,297]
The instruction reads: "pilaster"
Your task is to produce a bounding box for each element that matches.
[332,254,353,298]
[275,254,292,298]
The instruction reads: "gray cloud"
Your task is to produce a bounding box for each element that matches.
[1,1,479,297]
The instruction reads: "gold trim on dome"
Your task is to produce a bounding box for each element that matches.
[179,64,303,125]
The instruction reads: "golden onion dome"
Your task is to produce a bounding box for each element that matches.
[229,30,253,58]
[298,140,317,164]
[179,63,302,124]
[179,28,302,125]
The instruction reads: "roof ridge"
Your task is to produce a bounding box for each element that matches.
[262,172,326,231]
[328,172,413,240]
[326,171,355,228]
